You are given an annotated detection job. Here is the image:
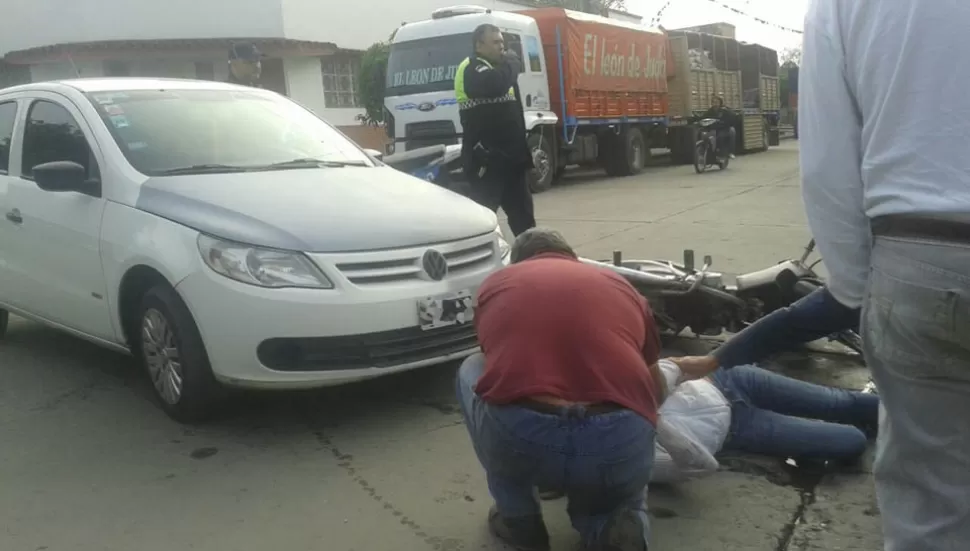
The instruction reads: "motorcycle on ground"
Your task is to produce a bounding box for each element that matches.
[693,118,731,174]
[580,239,864,360]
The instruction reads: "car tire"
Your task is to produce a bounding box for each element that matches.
[0,309,8,340]
[135,284,224,423]
[527,132,555,194]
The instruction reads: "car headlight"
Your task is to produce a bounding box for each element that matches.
[495,227,511,260]
[197,235,333,289]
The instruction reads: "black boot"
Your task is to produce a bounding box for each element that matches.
[487,505,550,551]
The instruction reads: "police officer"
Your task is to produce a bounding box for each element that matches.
[454,24,536,237]
[227,42,264,87]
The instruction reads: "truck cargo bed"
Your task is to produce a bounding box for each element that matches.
[522,8,671,123]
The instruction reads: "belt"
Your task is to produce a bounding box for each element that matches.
[871,215,970,244]
[516,399,625,416]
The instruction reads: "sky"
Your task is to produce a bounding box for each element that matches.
[628,0,808,52]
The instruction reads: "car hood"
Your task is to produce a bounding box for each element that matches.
[135,166,497,252]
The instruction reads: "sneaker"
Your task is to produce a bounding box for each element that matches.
[595,508,648,551]
[488,505,550,551]
[729,153,736,159]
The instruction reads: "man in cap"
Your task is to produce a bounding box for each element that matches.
[227,42,264,87]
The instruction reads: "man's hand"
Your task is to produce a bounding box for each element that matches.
[668,355,719,381]
[502,50,523,73]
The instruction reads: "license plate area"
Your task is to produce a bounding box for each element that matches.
[418,290,474,331]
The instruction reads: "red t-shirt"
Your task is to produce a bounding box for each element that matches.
[473,253,662,424]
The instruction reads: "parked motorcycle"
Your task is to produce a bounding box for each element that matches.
[693,118,730,174]
[580,239,864,360]
[379,144,462,189]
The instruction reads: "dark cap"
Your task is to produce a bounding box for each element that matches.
[229,42,264,61]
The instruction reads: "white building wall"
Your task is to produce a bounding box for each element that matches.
[283,56,361,125]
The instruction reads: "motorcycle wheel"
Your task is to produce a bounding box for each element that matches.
[718,153,730,170]
[693,142,708,174]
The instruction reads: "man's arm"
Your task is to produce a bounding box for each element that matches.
[464,57,518,99]
[800,3,868,309]
[641,298,669,403]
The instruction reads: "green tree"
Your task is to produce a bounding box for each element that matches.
[355,41,390,126]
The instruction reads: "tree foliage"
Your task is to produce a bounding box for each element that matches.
[780,47,801,68]
[356,41,390,126]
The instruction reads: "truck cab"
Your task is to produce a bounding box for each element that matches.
[383,6,556,157]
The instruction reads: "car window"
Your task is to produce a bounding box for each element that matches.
[524,36,543,73]
[504,33,526,75]
[0,101,16,175]
[21,100,98,179]
[85,89,373,176]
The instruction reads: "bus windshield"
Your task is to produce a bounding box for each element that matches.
[385,34,473,96]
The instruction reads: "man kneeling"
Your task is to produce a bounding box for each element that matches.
[456,229,669,551]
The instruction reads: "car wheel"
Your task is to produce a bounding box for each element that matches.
[136,284,224,423]
[0,309,8,340]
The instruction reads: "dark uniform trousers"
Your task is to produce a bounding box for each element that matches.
[466,164,536,237]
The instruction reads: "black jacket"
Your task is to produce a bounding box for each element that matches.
[457,55,532,175]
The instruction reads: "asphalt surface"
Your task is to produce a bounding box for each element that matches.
[0,141,884,551]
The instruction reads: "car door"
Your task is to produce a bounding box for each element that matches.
[5,93,114,340]
[0,99,21,308]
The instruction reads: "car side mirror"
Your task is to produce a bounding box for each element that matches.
[31,161,98,194]
[363,148,383,161]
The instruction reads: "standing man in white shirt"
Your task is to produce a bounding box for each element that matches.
[798,1,970,549]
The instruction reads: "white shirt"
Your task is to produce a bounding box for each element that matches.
[652,360,732,484]
[799,0,970,308]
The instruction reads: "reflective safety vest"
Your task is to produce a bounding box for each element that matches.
[454,56,516,111]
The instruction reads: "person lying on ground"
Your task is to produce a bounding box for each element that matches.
[456,228,672,551]
[649,359,879,484]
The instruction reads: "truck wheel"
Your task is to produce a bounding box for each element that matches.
[0,309,8,340]
[605,127,646,177]
[134,284,225,423]
[527,132,555,193]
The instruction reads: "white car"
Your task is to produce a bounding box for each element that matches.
[0,78,508,422]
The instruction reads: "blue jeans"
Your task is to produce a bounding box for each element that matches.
[864,236,970,551]
[714,286,860,369]
[456,354,656,548]
[711,365,879,461]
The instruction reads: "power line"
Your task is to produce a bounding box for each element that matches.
[703,0,804,34]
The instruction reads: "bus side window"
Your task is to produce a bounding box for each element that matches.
[525,35,543,73]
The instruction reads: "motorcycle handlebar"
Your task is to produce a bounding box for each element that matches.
[579,257,747,308]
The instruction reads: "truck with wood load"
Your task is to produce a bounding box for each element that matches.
[739,42,781,150]
[383,5,671,192]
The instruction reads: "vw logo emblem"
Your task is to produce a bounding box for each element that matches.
[417,102,436,112]
[421,249,448,281]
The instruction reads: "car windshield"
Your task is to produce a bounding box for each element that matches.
[386,34,473,96]
[86,88,375,176]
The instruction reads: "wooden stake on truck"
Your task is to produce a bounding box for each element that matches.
[740,43,781,151]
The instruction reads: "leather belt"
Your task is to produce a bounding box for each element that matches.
[871,215,970,244]
[516,399,624,416]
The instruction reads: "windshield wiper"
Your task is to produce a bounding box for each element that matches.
[262,158,369,170]
[158,164,255,175]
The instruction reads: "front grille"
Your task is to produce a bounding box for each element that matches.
[405,120,458,151]
[257,323,478,371]
[337,241,495,285]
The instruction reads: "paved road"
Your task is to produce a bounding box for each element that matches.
[0,142,883,551]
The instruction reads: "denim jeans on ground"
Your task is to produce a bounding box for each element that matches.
[710,365,878,461]
[863,236,970,551]
[456,353,656,548]
[714,286,861,369]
